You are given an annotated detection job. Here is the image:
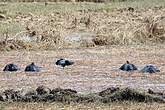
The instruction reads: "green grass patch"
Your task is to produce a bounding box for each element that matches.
[0,102,165,110]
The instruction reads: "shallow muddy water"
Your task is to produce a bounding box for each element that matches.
[0,45,165,94]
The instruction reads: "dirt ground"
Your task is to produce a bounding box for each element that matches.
[0,45,164,94]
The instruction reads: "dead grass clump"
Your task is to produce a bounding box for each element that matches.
[80,39,96,47]
[0,14,6,20]
[0,87,164,104]
[99,87,120,97]
[0,9,7,21]
[0,39,33,51]
[14,40,33,49]
[40,30,61,44]
[145,16,165,43]
[100,88,165,103]
[133,15,165,44]
[104,7,165,45]
[92,35,112,46]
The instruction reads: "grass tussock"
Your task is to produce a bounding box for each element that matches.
[0,40,33,51]
[0,86,164,103]
[101,88,164,103]
[0,87,164,110]
[92,35,112,46]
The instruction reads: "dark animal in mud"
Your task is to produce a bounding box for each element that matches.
[3,63,20,72]
[25,62,41,72]
[119,61,138,71]
[141,65,160,73]
[56,59,74,68]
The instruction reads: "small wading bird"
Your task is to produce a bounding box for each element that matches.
[55,58,74,69]
[3,63,20,72]
[119,61,138,71]
[25,62,41,72]
[141,65,160,73]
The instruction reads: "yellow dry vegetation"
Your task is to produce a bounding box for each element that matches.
[0,1,165,50]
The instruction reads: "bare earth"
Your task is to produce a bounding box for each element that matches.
[0,45,165,94]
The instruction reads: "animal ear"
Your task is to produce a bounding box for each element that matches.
[126,61,129,64]
[31,62,34,64]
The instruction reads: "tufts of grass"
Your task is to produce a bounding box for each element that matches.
[0,102,165,110]
[101,88,165,103]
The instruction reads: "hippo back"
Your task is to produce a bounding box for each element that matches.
[3,64,19,71]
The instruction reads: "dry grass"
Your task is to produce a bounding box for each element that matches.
[0,1,165,50]
[0,102,165,110]
[0,0,129,2]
